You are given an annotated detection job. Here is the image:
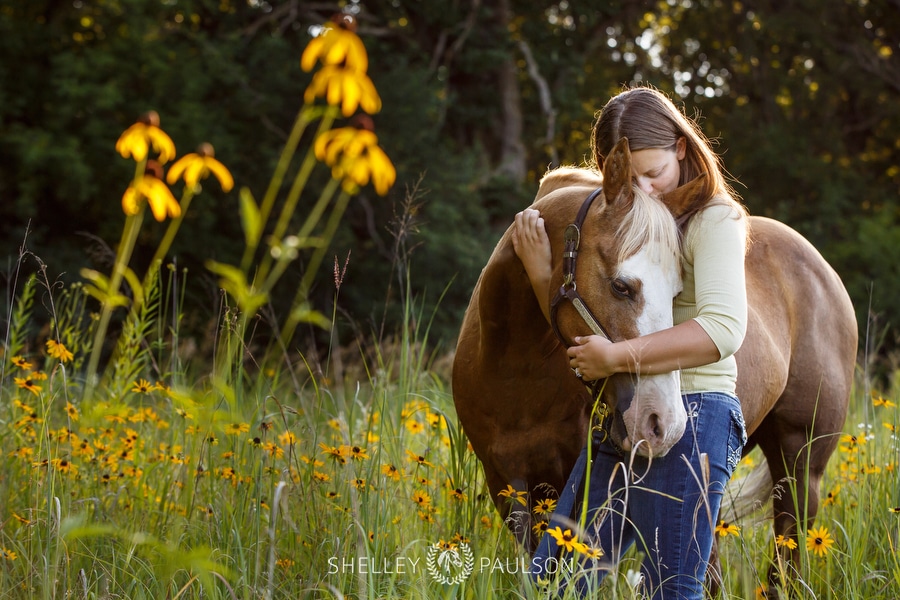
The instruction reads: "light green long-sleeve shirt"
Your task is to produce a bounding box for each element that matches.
[674,201,748,394]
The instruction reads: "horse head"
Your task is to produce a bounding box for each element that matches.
[537,138,707,457]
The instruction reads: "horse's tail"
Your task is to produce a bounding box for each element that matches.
[720,455,773,523]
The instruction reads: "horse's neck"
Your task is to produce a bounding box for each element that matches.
[477,236,560,358]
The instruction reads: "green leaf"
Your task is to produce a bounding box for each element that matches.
[239,186,262,249]
[205,260,268,316]
[288,303,331,330]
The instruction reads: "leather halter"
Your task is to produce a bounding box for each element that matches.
[549,187,613,345]
[547,186,612,439]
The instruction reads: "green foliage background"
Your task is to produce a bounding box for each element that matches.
[1,0,898,360]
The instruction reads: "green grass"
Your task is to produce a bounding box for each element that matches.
[1,266,898,600]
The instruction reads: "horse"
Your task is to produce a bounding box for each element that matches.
[451,138,858,590]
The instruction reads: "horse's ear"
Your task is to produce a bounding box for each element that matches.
[601,137,634,207]
[662,173,708,219]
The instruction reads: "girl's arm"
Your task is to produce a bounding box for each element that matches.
[512,208,553,323]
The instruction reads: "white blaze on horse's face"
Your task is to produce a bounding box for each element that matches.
[614,245,687,457]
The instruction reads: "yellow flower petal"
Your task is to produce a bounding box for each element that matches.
[115,122,176,164]
[166,154,191,185]
[116,124,150,161]
[146,126,176,164]
[300,23,369,73]
[122,186,141,215]
[141,176,180,221]
[205,157,234,191]
[166,151,233,192]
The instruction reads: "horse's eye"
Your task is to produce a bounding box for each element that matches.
[611,278,633,299]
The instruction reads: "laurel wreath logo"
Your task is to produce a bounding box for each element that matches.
[426,541,474,585]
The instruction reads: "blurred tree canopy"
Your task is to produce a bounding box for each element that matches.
[1,0,898,363]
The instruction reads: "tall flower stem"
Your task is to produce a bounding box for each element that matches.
[84,208,145,400]
[279,188,351,346]
[253,108,338,287]
[241,106,321,273]
[146,187,197,285]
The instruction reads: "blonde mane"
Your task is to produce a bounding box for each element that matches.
[614,185,682,276]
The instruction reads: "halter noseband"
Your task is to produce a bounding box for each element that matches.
[549,187,613,345]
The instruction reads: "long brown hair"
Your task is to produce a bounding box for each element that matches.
[591,86,745,224]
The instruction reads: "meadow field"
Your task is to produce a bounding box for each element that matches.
[2,17,898,600]
[0,260,898,599]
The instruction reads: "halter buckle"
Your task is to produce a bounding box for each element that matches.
[564,223,581,249]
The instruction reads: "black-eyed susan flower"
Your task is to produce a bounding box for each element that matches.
[314,117,395,195]
[11,356,33,370]
[131,379,153,394]
[715,520,741,537]
[839,433,865,453]
[352,478,367,490]
[547,527,587,554]
[450,487,468,502]
[775,534,798,550]
[405,419,425,435]
[411,490,431,507]
[406,449,434,468]
[418,510,436,524]
[0,548,17,561]
[301,455,324,467]
[166,143,234,192]
[581,546,604,560]
[889,507,900,514]
[381,463,401,481]
[263,442,284,458]
[279,431,298,447]
[805,526,834,557]
[313,471,331,483]
[532,520,549,536]
[304,65,381,117]
[14,375,41,396]
[46,339,74,362]
[225,422,251,436]
[498,484,527,507]
[116,111,176,164]
[319,442,347,464]
[51,458,78,476]
[347,445,369,461]
[824,485,840,506]
[872,394,897,408]
[122,161,181,222]
[65,402,79,422]
[533,498,557,516]
[301,14,368,73]
[9,447,34,459]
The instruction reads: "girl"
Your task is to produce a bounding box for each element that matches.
[513,86,748,599]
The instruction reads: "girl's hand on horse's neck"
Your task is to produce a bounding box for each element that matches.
[512,208,553,323]
[567,320,721,380]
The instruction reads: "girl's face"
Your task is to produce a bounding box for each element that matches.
[630,137,686,198]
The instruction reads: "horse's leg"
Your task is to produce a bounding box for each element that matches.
[759,420,840,592]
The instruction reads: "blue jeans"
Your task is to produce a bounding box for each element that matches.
[531,392,747,599]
